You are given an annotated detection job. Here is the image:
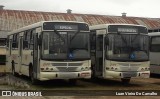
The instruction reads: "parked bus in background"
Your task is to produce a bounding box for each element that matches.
[0,38,6,76]
[148,32,160,74]
[6,21,91,84]
[90,24,150,83]
[0,46,6,75]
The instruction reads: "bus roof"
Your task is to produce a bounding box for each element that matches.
[8,21,89,36]
[89,24,147,30]
[148,32,160,36]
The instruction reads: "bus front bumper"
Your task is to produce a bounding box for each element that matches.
[104,71,150,78]
[39,71,91,81]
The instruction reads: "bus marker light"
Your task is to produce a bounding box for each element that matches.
[81,68,84,71]
[41,68,44,71]
[141,68,144,71]
[106,67,109,70]
[50,68,53,71]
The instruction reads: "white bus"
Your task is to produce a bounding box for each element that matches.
[90,24,150,83]
[6,21,91,84]
[148,32,160,74]
[0,46,6,74]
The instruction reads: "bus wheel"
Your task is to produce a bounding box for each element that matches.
[121,78,130,84]
[29,66,38,85]
[12,64,15,76]
[69,79,77,85]
[12,62,18,76]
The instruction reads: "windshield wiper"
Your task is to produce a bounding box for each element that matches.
[54,29,66,43]
[70,30,80,42]
[119,34,128,46]
[131,34,139,44]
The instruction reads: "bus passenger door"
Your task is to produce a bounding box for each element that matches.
[95,35,104,76]
[33,33,38,79]
[18,36,23,74]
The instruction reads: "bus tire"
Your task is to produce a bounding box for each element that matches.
[29,66,38,85]
[121,78,130,84]
[11,61,17,76]
[69,79,77,85]
[91,65,96,79]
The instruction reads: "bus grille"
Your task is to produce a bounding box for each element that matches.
[56,67,78,72]
[118,63,141,67]
[120,67,139,71]
[52,63,83,66]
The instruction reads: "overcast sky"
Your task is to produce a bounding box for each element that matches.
[1,0,160,18]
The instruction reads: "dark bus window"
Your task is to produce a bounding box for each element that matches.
[150,36,160,52]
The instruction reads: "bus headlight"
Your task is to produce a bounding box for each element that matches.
[106,67,109,70]
[141,68,144,71]
[145,67,150,71]
[85,67,89,70]
[41,68,44,71]
[81,67,90,71]
[81,67,84,71]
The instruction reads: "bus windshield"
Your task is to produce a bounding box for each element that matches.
[41,31,90,60]
[106,34,149,62]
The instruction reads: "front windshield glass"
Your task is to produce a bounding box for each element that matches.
[106,34,149,62]
[42,31,90,60]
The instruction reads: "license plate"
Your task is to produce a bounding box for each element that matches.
[123,72,137,77]
[59,73,77,78]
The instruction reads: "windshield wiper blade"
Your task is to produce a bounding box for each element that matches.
[70,30,80,42]
[120,34,128,46]
[131,34,139,43]
[54,29,66,43]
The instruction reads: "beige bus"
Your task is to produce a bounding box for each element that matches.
[149,32,160,74]
[0,46,6,74]
[6,21,91,84]
[90,24,150,83]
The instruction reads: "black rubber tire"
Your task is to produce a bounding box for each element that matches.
[29,66,38,85]
[12,64,15,76]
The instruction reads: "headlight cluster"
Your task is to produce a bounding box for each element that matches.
[141,67,150,71]
[81,67,91,71]
[40,67,57,72]
[106,67,118,71]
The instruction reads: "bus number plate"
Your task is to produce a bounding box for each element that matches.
[123,72,137,77]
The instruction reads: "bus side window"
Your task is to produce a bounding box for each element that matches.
[6,36,9,48]
[23,31,28,49]
[23,30,34,50]
[29,30,34,50]
[90,30,96,50]
[12,34,19,49]
[150,36,160,52]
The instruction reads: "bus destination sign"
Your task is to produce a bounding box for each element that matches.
[54,25,78,30]
[118,28,138,33]
[108,25,148,34]
[43,22,89,31]
[43,22,78,30]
